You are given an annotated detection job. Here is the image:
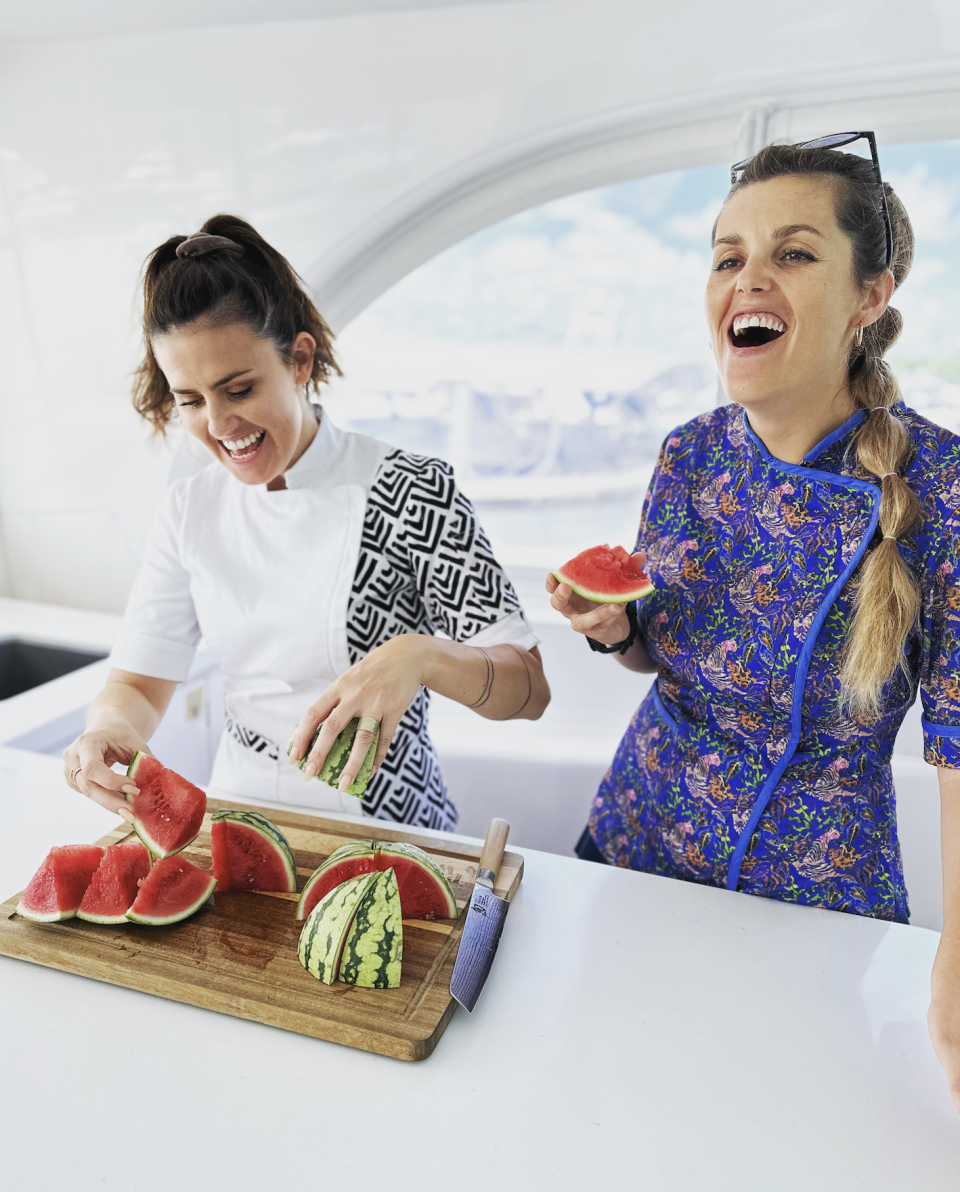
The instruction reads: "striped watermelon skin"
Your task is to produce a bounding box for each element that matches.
[210,810,296,893]
[298,872,378,985]
[339,868,403,989]
[287,719,379,797]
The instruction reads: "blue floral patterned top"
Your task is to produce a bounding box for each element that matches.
[589,401,960,920]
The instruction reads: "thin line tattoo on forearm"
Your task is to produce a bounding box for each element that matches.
[505,644,533,719]
[468,647,495,708]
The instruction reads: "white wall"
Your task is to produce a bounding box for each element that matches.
[2,2,960,609]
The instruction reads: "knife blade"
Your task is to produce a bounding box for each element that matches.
[450,818,511,1012]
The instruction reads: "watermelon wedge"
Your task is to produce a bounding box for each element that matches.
[553,543,653,603]
[77,840,151,924]
[210,809,297,893]
[297,839,457,921]
[298,871,380,985]
[126,856,216,926]
[17,845,105,923]
[286,718,379,797]
[125,752,206,858]
[338,868,403,989]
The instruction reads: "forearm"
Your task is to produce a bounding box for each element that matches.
[614,633,657,673]
[416,637,550,721]
[86,669,176,743]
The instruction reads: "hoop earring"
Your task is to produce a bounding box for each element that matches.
[855,326,864,348]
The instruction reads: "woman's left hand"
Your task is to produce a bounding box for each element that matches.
[288,635,424,792]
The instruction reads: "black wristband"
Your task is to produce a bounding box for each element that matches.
[586,601,638,655]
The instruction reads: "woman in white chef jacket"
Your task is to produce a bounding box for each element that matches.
[64,215,549,829]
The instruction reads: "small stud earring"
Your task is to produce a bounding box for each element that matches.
[855,326,864,347]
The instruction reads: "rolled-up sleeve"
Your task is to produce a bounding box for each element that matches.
[109,480,200,681]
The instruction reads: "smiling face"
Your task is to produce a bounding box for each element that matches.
[152,320,318,489]
[706,174,890,422]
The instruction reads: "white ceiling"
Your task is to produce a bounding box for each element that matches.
[0,0,513,43]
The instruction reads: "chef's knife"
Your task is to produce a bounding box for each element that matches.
[450,818,511,1012]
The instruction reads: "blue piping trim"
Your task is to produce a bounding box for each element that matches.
[724,450,883,892]
[802,409,867,463]
[650,680,679,735]
[921,717,960,739]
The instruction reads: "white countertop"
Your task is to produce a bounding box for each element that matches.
[1,746,959,1190]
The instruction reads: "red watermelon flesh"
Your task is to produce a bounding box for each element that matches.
[125,751,206,859]
[210,812,297,893]
[297,841,457,921]
[17,845,105,922]
[77,840,151,924]
[126,855,216,926]
[553,543,653,604]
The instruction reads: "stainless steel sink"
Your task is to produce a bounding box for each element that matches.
[0,638,108,701]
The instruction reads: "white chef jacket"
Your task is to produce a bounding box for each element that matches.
[111,411,538,827]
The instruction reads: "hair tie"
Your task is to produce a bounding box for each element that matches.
[883,534,899,541]
[176,232,243,259]
[879,471,898,480]
[866,406,891,414]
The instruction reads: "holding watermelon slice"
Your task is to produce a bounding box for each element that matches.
[553,543,653,604]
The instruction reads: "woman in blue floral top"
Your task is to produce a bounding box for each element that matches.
[548,138,960,1110]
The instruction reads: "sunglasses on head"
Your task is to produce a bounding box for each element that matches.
[730,131,893,270]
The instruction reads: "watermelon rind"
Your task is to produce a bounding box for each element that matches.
[296,841,377,920]
[77,840,151,924]
[553,543,654,604]
[298,871,379,985]
[552,570,653,604]
[338,868,403,989]
[124,751,206,859]
[286,719,380,797]
[125,857,216,926]
[210,809,297,893]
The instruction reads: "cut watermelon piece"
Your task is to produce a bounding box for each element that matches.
[126,856,216,926]
[553,543,653,604]
[210,809,296,893]
[17,845,105,923]
[77,840,151,924]
[338,868,403,989]
[125,751,206,858]
[297,839,457,922]
[299,871,380,985]
[286,718,379,797]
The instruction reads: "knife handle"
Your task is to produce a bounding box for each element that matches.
[476,818,510,888]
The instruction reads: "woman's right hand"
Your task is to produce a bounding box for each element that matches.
[545,551,646,645]
[63,716,148,821]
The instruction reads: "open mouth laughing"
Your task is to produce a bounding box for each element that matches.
[221,429,266,462]
[728,312,787,349]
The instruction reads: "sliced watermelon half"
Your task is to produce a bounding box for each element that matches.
[298,871,380,985]
[210,809,297,893]
[126,856,216,926]
[553,543,653,604]
[296,839,457,921]
[125,752,206,859]
[17,844,105,923]
[77,840,151,924]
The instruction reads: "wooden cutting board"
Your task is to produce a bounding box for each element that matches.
[0,798,524,1061]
